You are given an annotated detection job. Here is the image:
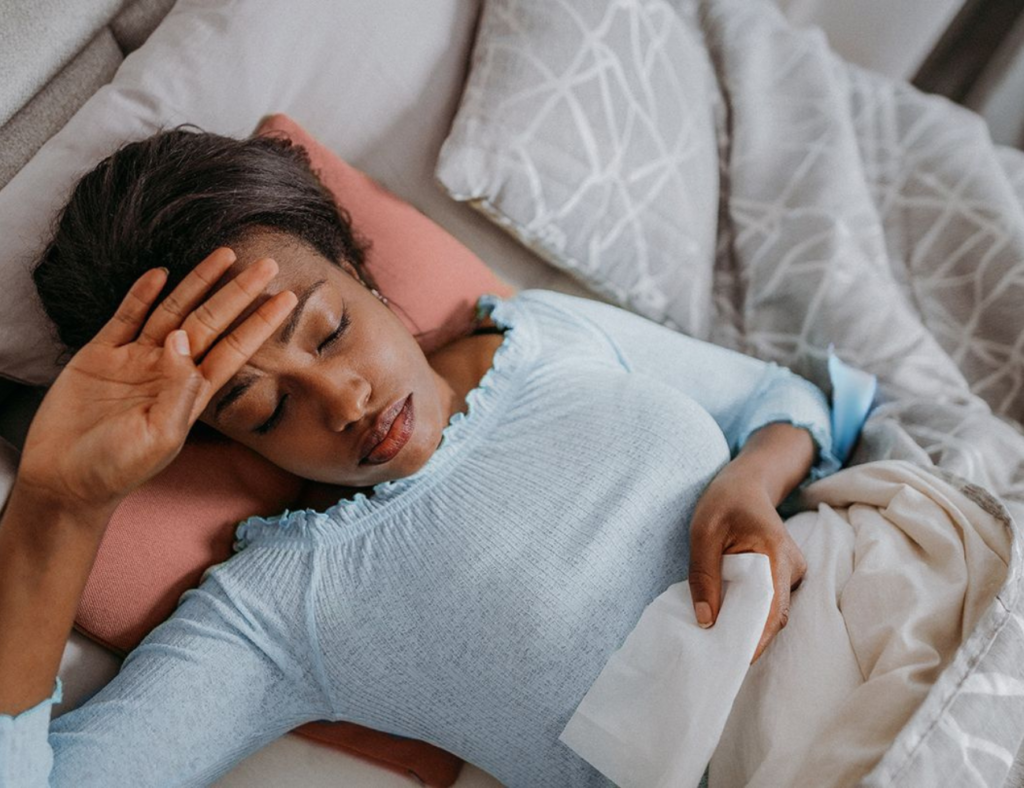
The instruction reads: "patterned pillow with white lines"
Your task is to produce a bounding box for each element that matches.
[437,0,723,341]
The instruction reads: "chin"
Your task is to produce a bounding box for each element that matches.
[396,435,435,477]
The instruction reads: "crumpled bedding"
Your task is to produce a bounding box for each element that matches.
[712,461,1011,788]
[656,0,1024,783]
[560,460,1013,788]
[667,0,1024,506]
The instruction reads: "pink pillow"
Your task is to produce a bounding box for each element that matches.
[75,429,303,652]
[73,113,515,787]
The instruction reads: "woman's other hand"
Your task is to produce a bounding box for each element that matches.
[686,422,816,663]
[16,247,298,516]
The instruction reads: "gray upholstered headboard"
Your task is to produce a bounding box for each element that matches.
[0,0,176,448]
[0,0,177,188]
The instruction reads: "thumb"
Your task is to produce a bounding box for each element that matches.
[151,331,206,438]
[688,527,725,629]
[752,555,791,664]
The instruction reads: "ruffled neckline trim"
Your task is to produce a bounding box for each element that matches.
[234,292,534,549]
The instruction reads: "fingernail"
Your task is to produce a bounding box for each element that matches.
[696,602,713,628]
[172,330,191,356]
[157,266,169,275]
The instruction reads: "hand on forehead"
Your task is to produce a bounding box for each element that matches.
[209,229,337,338]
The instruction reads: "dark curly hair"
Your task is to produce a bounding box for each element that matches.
[32,125,385,358]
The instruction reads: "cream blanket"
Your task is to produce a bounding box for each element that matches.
[711,460,1011,787]
[561,460,1012,787]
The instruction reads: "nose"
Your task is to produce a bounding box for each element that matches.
[308,368,371,433]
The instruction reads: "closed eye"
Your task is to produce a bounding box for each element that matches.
[254,393,288,435]
[252,312,349,435]
[318,312,350,354]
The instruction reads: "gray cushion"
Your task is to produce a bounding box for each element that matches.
[0,0,123,127]
[436,0,723,340]
[110,0,179,54]
[0,28,122,190]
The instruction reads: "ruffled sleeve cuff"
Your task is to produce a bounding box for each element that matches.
[739,347,876,480]
[0,678,61,786]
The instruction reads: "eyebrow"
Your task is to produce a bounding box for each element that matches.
[279,279,326,344]
[213,278,327,423]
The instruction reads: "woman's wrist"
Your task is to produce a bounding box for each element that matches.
[0,480,115,715]
[721,422,815,507]
[5,471,121,534]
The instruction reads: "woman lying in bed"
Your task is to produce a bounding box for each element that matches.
[0,129,855,786]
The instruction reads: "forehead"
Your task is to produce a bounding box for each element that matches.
[212,230,353,326]
[224,230,334,288]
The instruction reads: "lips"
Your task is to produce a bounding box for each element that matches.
[359,394,414,465]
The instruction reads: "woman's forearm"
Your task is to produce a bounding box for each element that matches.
[718,422,816,506]
[0,481,114,715]
[0,258,292,718]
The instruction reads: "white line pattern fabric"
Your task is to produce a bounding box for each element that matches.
[437,0,723,340]
[439,0,1024,784]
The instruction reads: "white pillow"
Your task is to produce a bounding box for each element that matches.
[435,0,723,339]
[0,0,589,386]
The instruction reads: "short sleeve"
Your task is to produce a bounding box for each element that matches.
[0,680,62,786]
[0,558,330,786]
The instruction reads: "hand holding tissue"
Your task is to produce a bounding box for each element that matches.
[559,553,774,788]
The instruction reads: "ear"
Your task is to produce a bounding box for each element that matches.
[337,260,362,282]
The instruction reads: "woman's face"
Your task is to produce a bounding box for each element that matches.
[197,230,456,487]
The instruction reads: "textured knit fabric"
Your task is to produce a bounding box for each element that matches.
[0,289,850,787]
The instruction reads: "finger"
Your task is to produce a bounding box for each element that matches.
[149,331,207,441]
[93,268,169,347]
[137,247,238,346]
[789,548,808,592]
[752,554,792,664]
[192,290,298,416]
[688,526,726,629]
[178,257,281,359]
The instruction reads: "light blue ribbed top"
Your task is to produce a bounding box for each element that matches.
[0,289,868,787]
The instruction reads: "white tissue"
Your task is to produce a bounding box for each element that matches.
[559,553,774,788]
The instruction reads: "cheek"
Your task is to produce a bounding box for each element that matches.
[367,319,419,366]
[236,420,309,461]
[256,430,340,480]
[358,320,435,392]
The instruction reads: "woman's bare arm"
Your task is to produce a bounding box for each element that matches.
[718,421,816,507]
[0,486,114,714]
[0,249,296,716]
